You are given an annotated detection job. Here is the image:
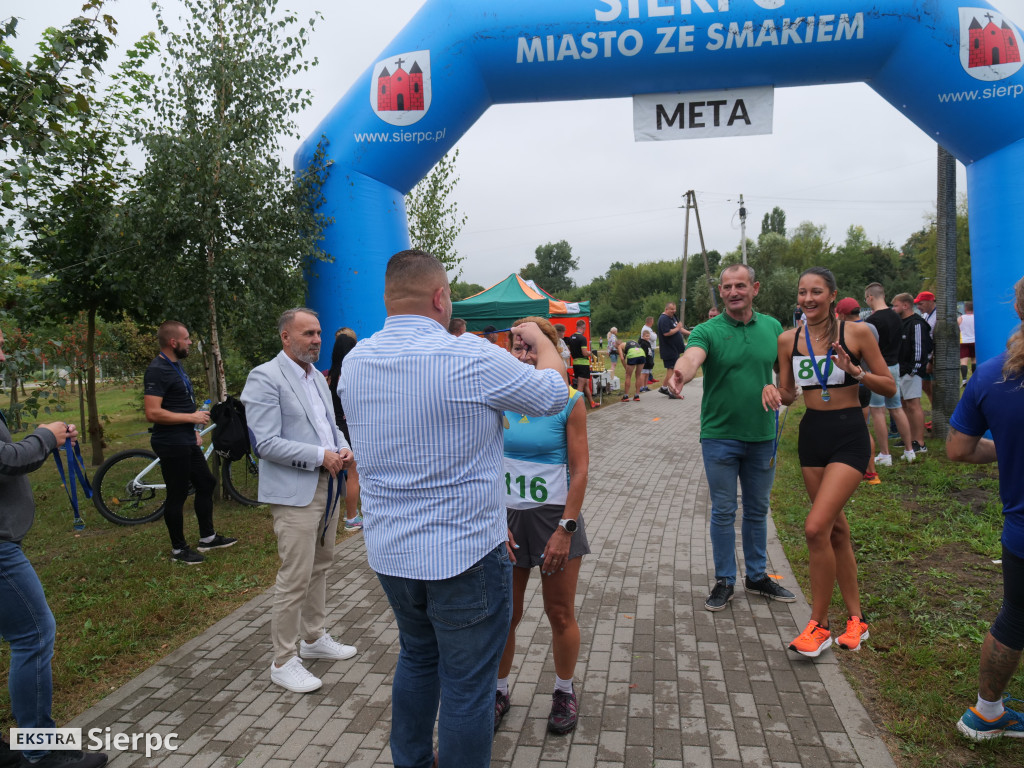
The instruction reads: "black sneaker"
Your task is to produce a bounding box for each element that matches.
[744,575,797,603]
[704,579,734,611]
[548,690,578,734]
[494,690,511,732]
[19,750,108,767]
[0,739,19,768]
[171,546,204,565]
[912,441,927,454]
[197,534,238,552]
[659,386,681,400]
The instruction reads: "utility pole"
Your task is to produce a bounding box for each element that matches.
[739,194,748,265]
[680,194,691,326]
[679,190,718,322]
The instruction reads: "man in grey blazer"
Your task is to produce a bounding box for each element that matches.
[241,308,357,693]
[0,331,108,767]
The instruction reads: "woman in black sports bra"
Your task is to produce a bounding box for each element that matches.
[762,267,896,659]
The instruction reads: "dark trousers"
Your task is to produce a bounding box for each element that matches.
[152,440,216,550]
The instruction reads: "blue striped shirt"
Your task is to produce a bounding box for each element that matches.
[339,314,568,579]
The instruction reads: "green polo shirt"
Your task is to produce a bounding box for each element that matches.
[687,311,783,442]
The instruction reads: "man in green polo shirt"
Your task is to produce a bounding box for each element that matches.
[665,264,796,611]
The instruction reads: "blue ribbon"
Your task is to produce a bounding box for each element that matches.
[803,321,834,401]
[320,469,347,546]
[52,438,93,530]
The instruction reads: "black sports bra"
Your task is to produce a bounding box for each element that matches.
[791,321,862,390]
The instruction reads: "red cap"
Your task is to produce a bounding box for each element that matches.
[914,291,936,303]
[835,297,861,316]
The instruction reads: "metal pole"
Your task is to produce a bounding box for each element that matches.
[739,193,747,266]
[692,193,718,310]
[680,192,692,326]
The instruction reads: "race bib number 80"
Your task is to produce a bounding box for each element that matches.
[503,457,568,509]
[792,355,846,387]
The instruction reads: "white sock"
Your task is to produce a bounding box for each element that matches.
[200,534,216,543]
[554,675,573,694]
[975,695,1004,720]
[497,677,509,696]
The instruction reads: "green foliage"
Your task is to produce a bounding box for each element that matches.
[0,3,117,224]
[406,149,467,279]
[520,240,579,296]
[450,280,485,302]
[902,194,972,301]
[760,205,786,236]
[132,0,326,399]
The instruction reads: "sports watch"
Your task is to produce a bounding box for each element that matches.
[558,518,578,534]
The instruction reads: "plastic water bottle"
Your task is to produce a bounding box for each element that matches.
[197,399,211,431]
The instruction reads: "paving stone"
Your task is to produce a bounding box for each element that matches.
[64,385,897,767]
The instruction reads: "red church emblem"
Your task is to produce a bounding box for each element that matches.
[370,50,431,126]
[960,8,1023,81]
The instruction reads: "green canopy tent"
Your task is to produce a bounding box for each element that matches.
[452,275,591,339]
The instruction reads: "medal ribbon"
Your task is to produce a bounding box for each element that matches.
[803,321,834,400]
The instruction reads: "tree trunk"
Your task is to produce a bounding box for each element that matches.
[207,278,228,403]
[932,145,960,440]
[8,381,20,431]
[77,372,86,441]
[85,308,105,465]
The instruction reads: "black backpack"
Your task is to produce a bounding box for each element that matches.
[210,395,251,461]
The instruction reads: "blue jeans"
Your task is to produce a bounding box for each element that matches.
[701,439,776,586]
[377,545,512,768]
[0,540,57,761]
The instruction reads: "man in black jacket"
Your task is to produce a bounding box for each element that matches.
[864,283,916,464]
[895,293,933,455]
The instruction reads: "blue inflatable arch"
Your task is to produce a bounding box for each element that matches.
[296,0,1024,362]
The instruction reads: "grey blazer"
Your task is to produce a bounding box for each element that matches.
[0,416,59,542]
[241,351,349,507]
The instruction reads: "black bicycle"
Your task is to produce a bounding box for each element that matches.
[92,423,260,525]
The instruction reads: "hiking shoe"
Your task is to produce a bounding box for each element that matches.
[863,472,881,485]
[270,657,322,693]
[300,633,357,660]
[171,546,204,565]
[837,616,870,651]
[344,514,363,531]
[902,449,916,463]
[18,750,108,767]
[548,690,579,734]
[874,452,892,467]
[957,704,1024,740]
[494,690,511,732]
[788,620,833,657]
[704,579,734,611]
[197,534,237,552]
[745,575,796,603]
[633,395,641,401]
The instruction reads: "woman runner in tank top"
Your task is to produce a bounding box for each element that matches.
[496,316,590,736]
[763,267,896,659]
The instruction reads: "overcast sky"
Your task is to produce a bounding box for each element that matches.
[13,1,1024,291]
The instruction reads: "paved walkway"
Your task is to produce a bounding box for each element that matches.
[71,380,897,768]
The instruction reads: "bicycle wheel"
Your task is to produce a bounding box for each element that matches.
[92,449,167,525]
[222,452,261,506]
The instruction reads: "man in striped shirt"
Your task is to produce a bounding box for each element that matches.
[340,249,568,768]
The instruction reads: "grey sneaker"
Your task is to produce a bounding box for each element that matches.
[704,579,734,611]
[745,575,796,603]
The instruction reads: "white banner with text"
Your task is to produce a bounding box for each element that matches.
[633,86,774,142]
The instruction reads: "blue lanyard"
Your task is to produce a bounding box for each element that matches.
[320,470,346,546]
[52,439,93,530]
[803,321,834,402]
[160,353,195,405]
[770,406,789,468]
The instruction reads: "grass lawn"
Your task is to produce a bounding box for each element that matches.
[771,400,1021,768]
[0,383,357,729]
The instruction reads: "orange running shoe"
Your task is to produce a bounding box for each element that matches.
[862,472,881,485]
[837,616,870,651]
[788,620,832,657]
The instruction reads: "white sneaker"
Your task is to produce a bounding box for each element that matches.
[300,633,357,661]
[270,657,322,693]
[874,452,892,467]
[902,449,916,463]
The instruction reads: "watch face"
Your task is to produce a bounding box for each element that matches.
[561,519,578,533]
